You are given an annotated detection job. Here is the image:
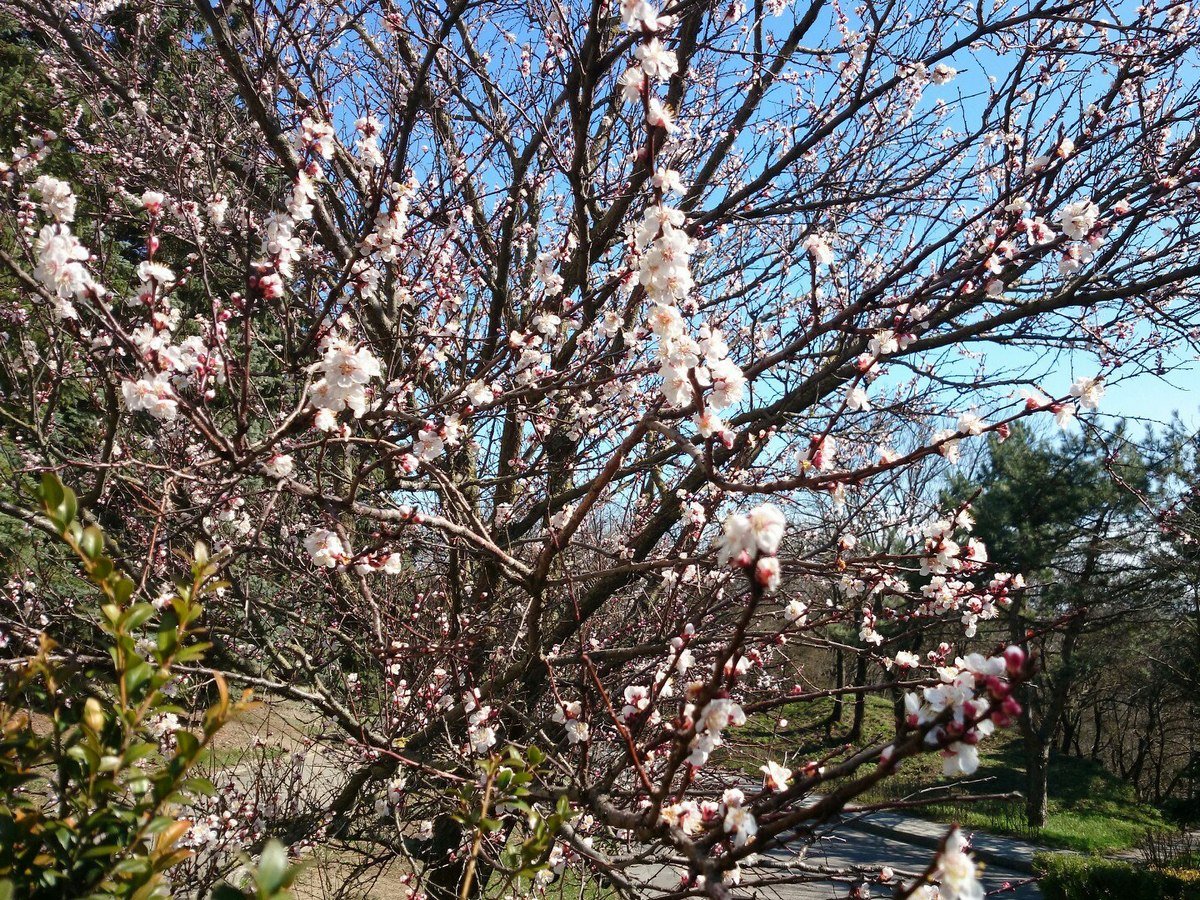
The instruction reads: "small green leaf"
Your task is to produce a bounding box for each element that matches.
[80,525,104,559]
[123,603,156,631]
[125,742,159,765]
[174,642,212,663]
[184,776,216,797]
[57,486,77,527]
[113,577,136,605]
[123,660,154,695]
[479,816,502,834]
[174,731,199,759]
[40,472,64,509]
[256,840,289,893]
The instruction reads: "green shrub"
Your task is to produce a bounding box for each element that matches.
[1034,852,1200,900]
[0,475,303,899]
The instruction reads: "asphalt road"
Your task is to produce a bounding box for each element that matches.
[627,825,1041,899]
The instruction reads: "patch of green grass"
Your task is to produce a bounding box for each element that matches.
[201,744,286,769]
[727,695,1167,854]
[882,744,1170,853]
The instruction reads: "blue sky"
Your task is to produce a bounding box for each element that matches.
[1097,363,1200,430]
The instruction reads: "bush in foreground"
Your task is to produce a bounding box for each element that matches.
[1034,852,1200,900]
[0,476,303,899]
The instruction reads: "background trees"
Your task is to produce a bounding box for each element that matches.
[0,0,1198,896]
[950,425,1156,826]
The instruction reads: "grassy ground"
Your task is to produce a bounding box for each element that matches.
[723,694,1168,854]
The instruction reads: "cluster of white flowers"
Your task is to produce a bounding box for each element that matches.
[890,650,922,670]
[650,304,745,436]
[902,647,1024,776]
[685,697,745,766]
[721,788,758,847]
[263,453,295,479]
[206,193,229,226]
[303,526,408,575]
[798,434,837,472]
[122,373,179,422]
[637,203,694,305]
[933,827,984,900]
[859,606,883,646]
[260,212,303,289]
[361,179,415,262]
[984,191,1109,295]
[659,797,717,836]
[304,528,348,568]
[1020,375,1103,430]
[34,218,101,320]
[619,684,658,724]
[551,700,590,744]
[373,774,408,817]
[715,503,786,590]
[919,513,987,577]
[802,233,834,266]
[308,334,383,428]
[845,382,871,411]
[294,115,336,160]
[1069,374,1104,411]
[465,691,497,754]
[760,759,792,791]
[918,571,1023,638]
[354,552,405,576]
[783,597,808,626]
[32,174,76,222]
[619,3,748,434]
[2,132,52,178]
[414,425,446,463]
[355,115,385,168]
[1053,199,1100,241]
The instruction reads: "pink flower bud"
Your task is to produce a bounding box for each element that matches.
[755,556,781,591]
[1003,645,1026,674]
[986,675,1010,700]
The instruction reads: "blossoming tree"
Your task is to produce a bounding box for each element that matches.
[1,0,1199,896]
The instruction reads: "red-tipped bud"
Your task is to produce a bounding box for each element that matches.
[1003,645,1026,675]
[986,675,1011,700]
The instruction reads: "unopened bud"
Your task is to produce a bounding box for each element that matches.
[1003,645,1026,675]
[83,697,105,733]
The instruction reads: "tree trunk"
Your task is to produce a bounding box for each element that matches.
[424,817,468,900]
[848,651,868,742]
[825,648,844,737]
[423,816,498,900]
[1025,739,1051,829]
[1059,708,1077,755]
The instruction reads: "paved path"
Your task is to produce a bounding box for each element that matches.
[628,805,1043,898]
[838,804,1040,875]
[630,838,1038,898]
